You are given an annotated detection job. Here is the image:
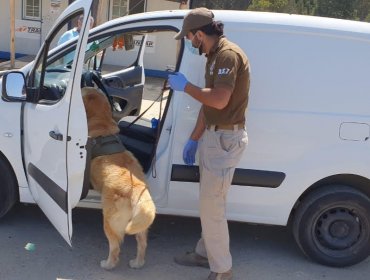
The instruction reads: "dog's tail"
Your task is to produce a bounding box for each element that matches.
[125,190,156,235]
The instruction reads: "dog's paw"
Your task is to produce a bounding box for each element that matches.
[129,258,145,269]
[100,259,116,270]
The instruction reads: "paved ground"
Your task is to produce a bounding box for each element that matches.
[0,55,34,71]
[0,204,369,280]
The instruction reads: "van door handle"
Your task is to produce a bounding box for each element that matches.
[49,131,63,141]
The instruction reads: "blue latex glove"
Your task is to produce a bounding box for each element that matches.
[183,139,198,165]
[168,72,188,91]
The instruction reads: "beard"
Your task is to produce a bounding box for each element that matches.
[191,35,203,55]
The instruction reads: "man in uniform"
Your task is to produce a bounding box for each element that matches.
[168,7,250,280]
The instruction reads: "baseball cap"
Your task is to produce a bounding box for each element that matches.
[174,7,214,40]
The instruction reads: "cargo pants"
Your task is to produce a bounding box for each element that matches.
[195,125,248,273]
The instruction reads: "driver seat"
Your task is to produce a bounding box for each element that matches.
[118,119,157,173]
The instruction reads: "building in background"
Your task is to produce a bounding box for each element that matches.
[0,0,253,60]
[0,0,250,74]
[0,0,190,59]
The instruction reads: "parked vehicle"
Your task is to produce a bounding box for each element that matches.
[2,0,370,267]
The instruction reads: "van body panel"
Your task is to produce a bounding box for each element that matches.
[2,8,370,264]
[16,0,93,245]
[0,101,28,188]
[6,9,370,225]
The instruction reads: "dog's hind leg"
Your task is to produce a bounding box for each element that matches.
[129,230,148,269]
[100,199,132,270]
[100,216,124,270]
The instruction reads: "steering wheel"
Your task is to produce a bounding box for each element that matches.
[82,70,106,91]
[82,70,116,111]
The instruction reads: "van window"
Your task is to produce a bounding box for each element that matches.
[80,29,178,172]
[29,12,86,102]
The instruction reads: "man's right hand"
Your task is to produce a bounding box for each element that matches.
[168,72,188,91]
[183,139,198,165]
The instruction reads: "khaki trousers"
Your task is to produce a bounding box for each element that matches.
[195,125,248,273]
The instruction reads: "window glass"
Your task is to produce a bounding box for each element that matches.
[24,0,41,20]
[129,0,145,15]
[111,0,145,19]
[30,12,85,102]
[86,32,142,72]
[112,0,128,19]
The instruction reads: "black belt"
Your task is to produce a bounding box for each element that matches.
[206,123,244,131]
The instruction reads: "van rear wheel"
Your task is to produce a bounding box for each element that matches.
[292,185,370,267]
[0,158,18,218]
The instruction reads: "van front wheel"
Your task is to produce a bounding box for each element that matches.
[292,185,370,267]
[0,157,18,218]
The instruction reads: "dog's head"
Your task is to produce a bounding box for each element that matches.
[82,87,119,137]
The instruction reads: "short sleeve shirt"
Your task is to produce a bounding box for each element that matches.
[203,37,250,125]
[57,28,79,46]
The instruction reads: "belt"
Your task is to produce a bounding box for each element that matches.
[206,123,244,131]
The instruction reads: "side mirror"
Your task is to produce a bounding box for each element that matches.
[1,71,27,102]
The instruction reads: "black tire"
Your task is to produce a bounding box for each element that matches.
[292,185,370,267]
[0,157,18,218]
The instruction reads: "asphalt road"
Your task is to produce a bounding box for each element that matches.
[0,204,369,280]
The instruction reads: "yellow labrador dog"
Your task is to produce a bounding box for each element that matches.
[81,87,156,270]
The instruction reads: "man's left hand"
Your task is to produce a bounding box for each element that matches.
[168,72,188,91]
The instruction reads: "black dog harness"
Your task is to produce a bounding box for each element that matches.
[90,134,127,159]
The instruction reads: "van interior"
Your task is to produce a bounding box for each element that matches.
[43,28,179,175]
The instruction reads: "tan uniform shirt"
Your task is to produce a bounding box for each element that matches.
[203,37,250,125]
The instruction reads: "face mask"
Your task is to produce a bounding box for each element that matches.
[191,32,203,56]
[185,39,199,55]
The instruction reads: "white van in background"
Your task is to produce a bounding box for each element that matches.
[1,0,370,267]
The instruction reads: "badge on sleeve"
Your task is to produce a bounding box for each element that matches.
[218,68,230,75]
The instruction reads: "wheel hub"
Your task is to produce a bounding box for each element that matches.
[330,221,350,238]
[316,208,361,250]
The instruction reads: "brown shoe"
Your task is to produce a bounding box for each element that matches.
[174,251,210,268]
[207,269,233,280]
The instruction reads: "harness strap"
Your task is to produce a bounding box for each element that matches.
[91,134,127,159]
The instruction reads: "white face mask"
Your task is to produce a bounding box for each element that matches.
[185,39,199,55]
[191,32,203,55]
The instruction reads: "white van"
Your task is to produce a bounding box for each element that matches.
[1,0,370,267]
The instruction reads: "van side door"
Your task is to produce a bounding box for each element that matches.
[22,0,92,245]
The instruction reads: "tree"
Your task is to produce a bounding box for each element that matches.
[249,0,287,12]
[354,0,370,21]
[295,0,316,15]
[191,0,251,10]
[186,0,370,21]
[315,0,356,19]
[248,0,298,13]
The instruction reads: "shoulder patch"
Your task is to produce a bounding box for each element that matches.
[218,68,230,75]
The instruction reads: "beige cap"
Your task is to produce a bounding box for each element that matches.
[174,7,214,40]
